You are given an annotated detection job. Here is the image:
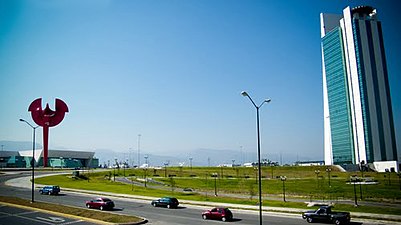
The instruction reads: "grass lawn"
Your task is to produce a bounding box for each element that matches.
[34,165,401,216]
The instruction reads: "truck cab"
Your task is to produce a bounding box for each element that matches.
[302,206,350,225]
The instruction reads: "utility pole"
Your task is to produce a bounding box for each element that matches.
[137,134,141,167]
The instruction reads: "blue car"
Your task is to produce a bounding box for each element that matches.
[39,186,60,195]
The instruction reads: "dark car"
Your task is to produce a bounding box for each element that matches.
[85,197,115,210]
[39,186,60,195]
[302,206,351,225]
[202,207,233,222]
[151,197,179,208]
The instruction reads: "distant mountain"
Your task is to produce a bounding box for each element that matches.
[94,148,190,168]
[0,140,312,166]
[0,140,42,151]
[93,148,258,168]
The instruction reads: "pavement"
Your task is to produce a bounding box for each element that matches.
[4,173,401,224]
[0,203,100,225]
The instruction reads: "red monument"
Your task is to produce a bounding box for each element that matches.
[28,98,69,167]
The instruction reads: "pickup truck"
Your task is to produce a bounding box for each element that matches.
[39,186,60,195]
[302,206,351,225]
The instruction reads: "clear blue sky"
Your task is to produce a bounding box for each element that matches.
[0,0,400,164]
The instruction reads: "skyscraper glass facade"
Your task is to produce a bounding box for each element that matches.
[322,27,354,164]
[321,6,398,166]
[352,19,373,163]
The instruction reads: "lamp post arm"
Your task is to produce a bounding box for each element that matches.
[245,95,258,108]
[259,99,271,108]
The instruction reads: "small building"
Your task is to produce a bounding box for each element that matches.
[1,149,98,168]
[373,161,399,173]
[0,151,29,168]
[296,160,325,166]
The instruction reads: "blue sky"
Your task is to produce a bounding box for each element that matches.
[0,0,400,165]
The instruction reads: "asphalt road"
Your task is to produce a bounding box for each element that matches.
[0,171,395,225]
[0,203,97,225]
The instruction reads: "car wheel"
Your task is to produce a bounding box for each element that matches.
[86,204,91,209]
[167,204,171,209]
[100,206,104,211]
[202,215,207,220]
[48,192,52,195]
[334,219,341,225]
[152,203,156,207]
[306,217,313,223]
[222,217,227,222]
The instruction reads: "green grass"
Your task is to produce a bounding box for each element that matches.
[34,166,401,216]
[0,196,143,223]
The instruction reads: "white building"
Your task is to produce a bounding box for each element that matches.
[321,6,398,167]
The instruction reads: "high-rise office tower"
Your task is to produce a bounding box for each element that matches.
[320,6,397,166]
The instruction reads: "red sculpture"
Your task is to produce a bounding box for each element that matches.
[28,98,69,167]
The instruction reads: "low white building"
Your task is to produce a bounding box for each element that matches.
[373,161,399,173]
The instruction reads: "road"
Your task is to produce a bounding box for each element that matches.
[0,203,97,225]
[0,171,396,225]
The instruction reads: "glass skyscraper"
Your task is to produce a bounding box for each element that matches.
[320,6,397,166]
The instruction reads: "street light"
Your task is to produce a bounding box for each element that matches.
[164,162,169,177]
[137,134,141,167]
[144,155,148,188]
[113,157,117,181]
[123,160,126,177]
[19,118,39,203]
[212,173,218,196]
[314,169,320,188]
[189,157,193,171]
[350,176,358,207]
[280,176,287,202]
[60,157,63,169]
[325,167,332,187]
[241,91,271,225]
[387,169,391,186]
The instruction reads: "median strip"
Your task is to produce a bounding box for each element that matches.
[0,196,147,225]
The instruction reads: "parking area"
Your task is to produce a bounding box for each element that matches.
[0,204,98,225]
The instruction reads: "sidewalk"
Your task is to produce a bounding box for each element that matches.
[5,173,401,224]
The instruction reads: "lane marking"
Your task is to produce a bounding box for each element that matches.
[59,220,84,225]
[36,216,66,223]
[0,210,80,225]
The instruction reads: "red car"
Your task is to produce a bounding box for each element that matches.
[202,207,233,222]
[85,197,115,210]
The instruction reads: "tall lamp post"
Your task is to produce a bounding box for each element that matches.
[144,155,148,188]
[325,168,332,187]
[350,176,358,207]
[113,157,117,181]
[241,91,271,225]
[280,176,287,202]
[137,134,141,167]
[314,169,320,188]
[19,118,39,203]
[189,157,193,171]
[164,162,169,177]
[212,173,218,196]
